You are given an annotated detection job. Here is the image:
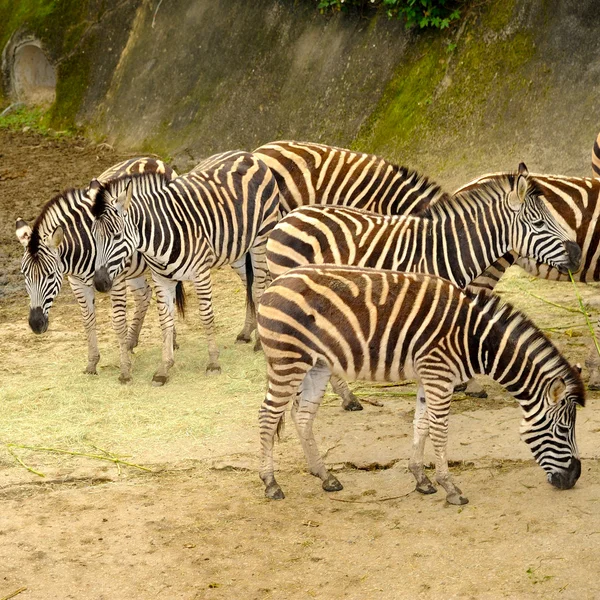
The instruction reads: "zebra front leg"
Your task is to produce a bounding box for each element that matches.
[67,277,100,375]
[408,386,436,495]
[291,363,343,493]
[151,275,178,386]
[125,275,152,351]
[330,375,363,411]
[108,277,133,384]
[193,270,221,374]
[425,384,468,505]
[585,318,600,390]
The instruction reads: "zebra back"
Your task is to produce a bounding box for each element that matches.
[97,157,178,182]
[253,140,445,216]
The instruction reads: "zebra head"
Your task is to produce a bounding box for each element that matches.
[90,179,138,293]
[519,365,584,491]
[477,164,581,273]
[15,220,65,334]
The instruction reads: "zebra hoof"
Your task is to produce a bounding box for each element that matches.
[83,368,98,376]
[173,341,180,351]
[446,493,469,505]
[119,375,132,385]
[587,383,600,391]
[206,363,221,375]
[454,382,467,392]
[322,474,343,492]
[343,398,363,412]
[235,334,252,345]
[265,483,285,500]
[152,374,168,386]
[416,483,437,495]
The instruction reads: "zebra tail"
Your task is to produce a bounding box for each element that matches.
[245,252,255,318]
[175,281,186,318]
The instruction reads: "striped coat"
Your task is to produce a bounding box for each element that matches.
[257,266,584,504]
[91,151,279,384]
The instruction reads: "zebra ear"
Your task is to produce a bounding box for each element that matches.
[47,226,64,251]
[15,219,32,247]
[508,165,529,211]
[115,181,133,214]
[548,376,567,405]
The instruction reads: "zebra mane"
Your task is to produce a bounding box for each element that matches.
[423,171,544,217]
[91,171,171,218]
[467,287,585,405]
[27,187,87,257]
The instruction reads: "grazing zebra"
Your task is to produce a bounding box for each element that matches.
[257,266,584,504]
[266,168,581,409]
[593,131,600,178]
[458,172,600,388]
[90,151,279,384]
[253,140,445,216]
[15,157,177,383]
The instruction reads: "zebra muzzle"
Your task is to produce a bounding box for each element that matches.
[564,241,582,273]
[28,307,48,334]
[93,266,113,293]
[548,457,581,490]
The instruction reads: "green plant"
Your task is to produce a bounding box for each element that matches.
[316,0,462,29]
[0,105,73,136]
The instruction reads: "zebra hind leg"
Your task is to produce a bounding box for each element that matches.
[329,375,363,411]
[292,362,343,493]
[125,276,152,351]
[585,320,600,390]
[230,256,255,345]
[408,386,436,495]
[109,277,133,384]
[259,366,307,500]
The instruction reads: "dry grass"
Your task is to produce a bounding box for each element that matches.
[0,266,598,480]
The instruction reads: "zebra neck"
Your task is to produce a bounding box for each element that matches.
[428,199,512,288]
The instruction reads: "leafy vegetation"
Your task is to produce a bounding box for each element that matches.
[316,0,462,29]
[0,104,73,136]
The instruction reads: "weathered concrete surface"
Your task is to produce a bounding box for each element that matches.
[2,0,600,187]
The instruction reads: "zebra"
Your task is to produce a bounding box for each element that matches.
[257,265,584,504]
[457,172,600,388]
[266,168,581,409]
[90,151,279,385]
[253,140,445,216]
[15,157,177,383]
[593,131,600,178]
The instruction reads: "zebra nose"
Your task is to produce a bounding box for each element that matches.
[564,241,581,272]
[29,307,48,334]
[548,457,581,490]
[93,266,113,293]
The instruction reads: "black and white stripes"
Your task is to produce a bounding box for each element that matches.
[257,266,584,503]
[91,151,279,384]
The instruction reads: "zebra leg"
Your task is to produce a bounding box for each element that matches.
[291,362,343,493]
[230,256,254,345]
[248,243,272,352]
[125,275,152,351]
[330,375,363,411]
[408,386,436,495]
[259,364,307,500]
[425,384,468,505]
[193,270,221,374]
[151,275,178,386]
[108,277,133,384]
[67,276,100,375]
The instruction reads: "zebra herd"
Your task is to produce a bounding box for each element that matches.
[15,137,600,505]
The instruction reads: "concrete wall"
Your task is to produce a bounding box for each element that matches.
[3,0,600,189]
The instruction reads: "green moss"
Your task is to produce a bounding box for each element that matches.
[354,0,537,169]
[484,0,516,32]
[0,0,93,129]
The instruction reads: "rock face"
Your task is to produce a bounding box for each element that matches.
[2,0,600,185]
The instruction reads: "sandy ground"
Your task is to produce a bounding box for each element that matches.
[1,129,600,600]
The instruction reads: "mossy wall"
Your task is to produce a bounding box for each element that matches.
[2,0,600,188]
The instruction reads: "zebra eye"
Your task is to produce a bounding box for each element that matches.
[533,220,545,228]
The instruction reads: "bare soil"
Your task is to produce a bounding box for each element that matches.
[1,129,600,600]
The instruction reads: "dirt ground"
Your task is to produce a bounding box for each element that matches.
[1,129,600,600]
